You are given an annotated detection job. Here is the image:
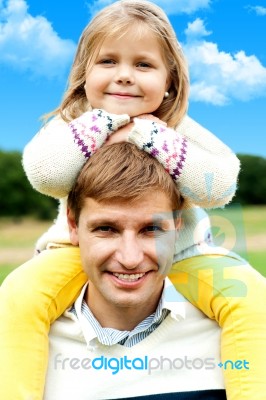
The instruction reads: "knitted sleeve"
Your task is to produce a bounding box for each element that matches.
[128,115,240,208]
[22,109,130,199]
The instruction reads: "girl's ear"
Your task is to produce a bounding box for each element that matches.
[165,76,172,93]
[67,208,79,246]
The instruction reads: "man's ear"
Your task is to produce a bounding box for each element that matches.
[175,218,182,230]
[67,208,79,246]
[174,211,183,239]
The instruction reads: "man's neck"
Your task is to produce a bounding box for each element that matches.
[85,285,163,331]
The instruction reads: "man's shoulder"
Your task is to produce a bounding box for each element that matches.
[164,277,217,324]
[50,307,84,342]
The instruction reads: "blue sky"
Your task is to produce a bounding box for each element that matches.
[0,0,266,157]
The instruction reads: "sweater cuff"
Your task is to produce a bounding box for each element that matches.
[69,109,130,159]
[129,117,238,208]
[128,117,187,181]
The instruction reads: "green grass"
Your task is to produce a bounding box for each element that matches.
[208,204,266,238]
[239,205,266,236]
[208,204,266,277]
[0,217,51,248]
[247,251,266,277]
[0,264,17,284]
[0,217,52,285]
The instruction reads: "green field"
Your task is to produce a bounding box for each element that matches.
[0,205,266,285]
[0,217,52,284]
[208,204,266,276]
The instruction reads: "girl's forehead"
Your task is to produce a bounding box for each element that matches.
[103,21,160,44]
[86,22,167,70]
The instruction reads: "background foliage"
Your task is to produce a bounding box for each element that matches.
[0,150,57,220]
[1,150,266,219]
[233,154,266,205]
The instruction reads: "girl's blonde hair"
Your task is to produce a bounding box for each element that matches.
[47,0,189,128]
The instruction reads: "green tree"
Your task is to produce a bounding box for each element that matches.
[233,154,266,205]
[0,150,57,219]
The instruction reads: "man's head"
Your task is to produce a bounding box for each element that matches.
[67,143,183,325]
[68,142,183,223]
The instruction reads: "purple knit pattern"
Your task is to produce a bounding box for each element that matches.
[69,111,111,159]
[142,122,188,182]
[169,137,188,181]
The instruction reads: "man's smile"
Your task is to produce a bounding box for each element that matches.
[112,272,146,281]
[106,270,153,288]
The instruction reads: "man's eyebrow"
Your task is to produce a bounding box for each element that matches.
[86,217,119,227]
[85,214,174,229]
[151,217,174,228]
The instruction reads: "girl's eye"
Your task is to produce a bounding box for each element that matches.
[137,62,151,68]
[100,59,115,65]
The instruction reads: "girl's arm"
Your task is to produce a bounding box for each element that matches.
[169,254,266,399]
[0,247,86,400]
[22,109,130,199]
[128,115,240,208]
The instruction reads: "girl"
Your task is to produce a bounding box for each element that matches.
[1,1,265,399]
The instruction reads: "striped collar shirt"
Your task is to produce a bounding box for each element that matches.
[70,278,186,348]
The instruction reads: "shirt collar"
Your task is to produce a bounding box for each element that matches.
[67,277,186,346]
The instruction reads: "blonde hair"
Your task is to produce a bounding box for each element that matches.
[46,0,189,128]
[68,142,183,223]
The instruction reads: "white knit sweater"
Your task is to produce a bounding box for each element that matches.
[22,111,240,253]
[44,279,225,400]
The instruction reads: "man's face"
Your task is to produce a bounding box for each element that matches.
[68,191,178,315]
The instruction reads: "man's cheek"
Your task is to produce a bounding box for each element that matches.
[155,231,176,276]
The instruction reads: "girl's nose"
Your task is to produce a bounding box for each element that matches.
[115,65,134,85]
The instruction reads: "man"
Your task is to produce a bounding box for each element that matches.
[44,143,225,399]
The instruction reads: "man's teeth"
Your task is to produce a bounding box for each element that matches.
[113,273,145,281]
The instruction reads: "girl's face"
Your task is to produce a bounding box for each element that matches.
[84,25,170,117]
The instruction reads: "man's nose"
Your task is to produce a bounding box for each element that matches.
[115,233,144,269]
[115,64,134,85]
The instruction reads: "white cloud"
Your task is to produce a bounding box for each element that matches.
[87,0,212,16]
[183,19,266,105]
[246,5,266,16]
[0,0,76,79]
[185,18,212,38]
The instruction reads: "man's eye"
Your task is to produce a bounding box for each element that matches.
[143,225,162,233]
[96,226,114,232]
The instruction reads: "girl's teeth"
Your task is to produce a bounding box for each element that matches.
[113,273,145,281]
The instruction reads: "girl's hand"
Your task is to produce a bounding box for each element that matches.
[136,114,167,126]
[104,114,167,146]
[104,122,134,146]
